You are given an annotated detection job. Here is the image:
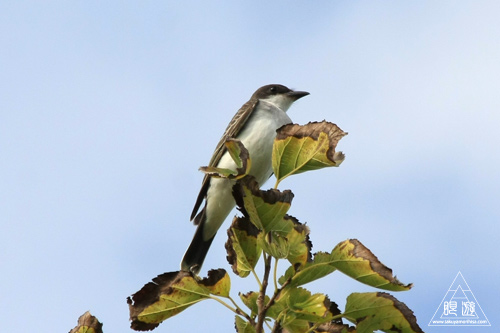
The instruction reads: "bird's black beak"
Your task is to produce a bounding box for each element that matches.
[287,90,310,100]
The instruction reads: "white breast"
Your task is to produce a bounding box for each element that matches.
[219,100,292,184]
[203,101,292,239]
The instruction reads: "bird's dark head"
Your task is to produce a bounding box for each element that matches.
[252,84,309,111]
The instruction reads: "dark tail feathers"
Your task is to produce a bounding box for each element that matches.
[181,220,215,274]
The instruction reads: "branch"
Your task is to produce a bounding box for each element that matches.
[228,296,256,326]
[256,254,272,333]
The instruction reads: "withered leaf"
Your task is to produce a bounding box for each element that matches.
[331,239,412,291]
[284,215,312,267]
[315,322,356,333]
[199,268,231,297]
[225,216,262,277]
[272,121,347,185]
[233,176,294,232]
[127,270,229,331]
[200,139,251,179]
[69,311,103,333]
[343,292,423,333]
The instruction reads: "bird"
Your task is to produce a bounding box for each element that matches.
[181,84,309,274]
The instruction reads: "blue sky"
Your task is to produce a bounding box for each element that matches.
[1,1,498,332]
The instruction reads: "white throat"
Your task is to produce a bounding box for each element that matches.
[259,94,294,112]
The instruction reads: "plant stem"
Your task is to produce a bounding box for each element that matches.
[251,267,263,289]
[273,257,279,292]
[208,295,238,313]
[304,322,321,333]
[270,311,284,333]
[256,254,272,333]
[265,276,290,313]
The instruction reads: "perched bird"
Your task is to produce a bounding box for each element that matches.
[181,84,309,274]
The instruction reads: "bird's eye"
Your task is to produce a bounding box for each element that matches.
[269,86,276,93]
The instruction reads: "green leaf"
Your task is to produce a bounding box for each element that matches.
[331,239,412,291]
[257,215,311,265]
[343,292,423,333]
[127,270,229,330]
[286,288,333,323]
[280,317,310,333]
[274,288,337,333]
[258,230,291,259]
[226,217,262,277]
[69,311,103,333]
[266,297,285,320]
[279,252,337,288]
[239,291,270,318]
[233,176,293,232]
[200,139,251,179]
[235,316,257,333]
[273,121,347,184]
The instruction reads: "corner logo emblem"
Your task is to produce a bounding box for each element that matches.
[429,271,490,326]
